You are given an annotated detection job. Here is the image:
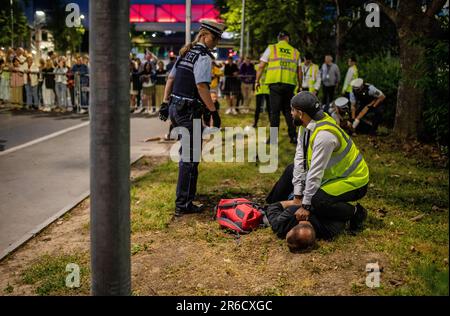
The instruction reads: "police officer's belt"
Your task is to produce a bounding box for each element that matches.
[170,94,202,112]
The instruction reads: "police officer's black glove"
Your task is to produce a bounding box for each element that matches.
[159,102,169,121]
[211,110,221,128]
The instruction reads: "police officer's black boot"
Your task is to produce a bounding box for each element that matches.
[175,204,205,217]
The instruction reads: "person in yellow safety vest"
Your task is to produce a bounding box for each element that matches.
[273,91,369,251]
[300,53,321,95]
[341,56,358,98]
[255,30,302,144]
[252,62,271,128]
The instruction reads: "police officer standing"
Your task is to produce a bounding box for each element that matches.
[300,53,321,95]
[255,31,302,144]
[341,56,358,99]
[159,20,225,217]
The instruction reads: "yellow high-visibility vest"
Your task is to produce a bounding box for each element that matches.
[343,65,358,94]
[303,113,369,196]
[301,62,319,92]
[265,40,300,86]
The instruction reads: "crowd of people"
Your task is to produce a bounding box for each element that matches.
[0,47,90,113]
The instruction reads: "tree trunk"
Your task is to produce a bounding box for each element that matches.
[394,28,426,139]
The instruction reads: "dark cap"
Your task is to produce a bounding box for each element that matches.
[278,30,290,39]
[291,92,324,120]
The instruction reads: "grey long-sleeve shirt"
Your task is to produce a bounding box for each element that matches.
[292,121,340,205]
[320,63,340,87]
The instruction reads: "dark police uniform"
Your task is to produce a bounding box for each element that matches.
[168,43,214,213]
[350,83,384,134]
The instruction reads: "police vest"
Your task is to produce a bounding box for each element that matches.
[301,62,319,92]
[302,113,369,196]
[354,83,376,108]
[255,64,269,95]
[265,40,300,86]
[344,65,358,93]
[172,44,213,99]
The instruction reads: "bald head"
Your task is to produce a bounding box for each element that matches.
[286,221,316,252]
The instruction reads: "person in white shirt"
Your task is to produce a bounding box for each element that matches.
[55,58,69,110]
[23,56,39,109]
[300,53,321,95]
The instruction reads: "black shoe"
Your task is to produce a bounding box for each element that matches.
[349,203,367,234]
[174,204,205,217]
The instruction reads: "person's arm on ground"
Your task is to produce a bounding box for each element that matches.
[266,203,299,238]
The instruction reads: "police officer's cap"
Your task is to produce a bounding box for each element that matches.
[351,78,364,89]
[334,97,349,108]
[278,30,290,39]
[291,92,325,120]
[200,19,227,38]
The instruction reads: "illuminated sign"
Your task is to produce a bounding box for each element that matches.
[130,4,220,23]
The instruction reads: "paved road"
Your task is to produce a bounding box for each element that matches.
[0,110,171,259]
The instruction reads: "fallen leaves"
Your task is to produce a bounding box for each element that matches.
[410,214,426,222]
[389,279,404,287]
[375,208,388,218]
[431,205,447,213]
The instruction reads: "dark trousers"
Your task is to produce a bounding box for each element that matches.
[266,163,294,204]
[356,104,384,135]
[254,94,270,127]
[322,85,336,112]
[269,83,297,139]
[169,101,202,211]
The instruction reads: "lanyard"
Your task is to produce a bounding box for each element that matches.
[302,129,311,171]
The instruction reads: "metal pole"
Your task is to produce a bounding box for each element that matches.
[10,0,14,48]
[90,0,131,296]
[185,0,191,45]
[240,0,245,57]
[246,26,250,57]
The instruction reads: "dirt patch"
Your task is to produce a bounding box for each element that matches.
[0,156,167,296]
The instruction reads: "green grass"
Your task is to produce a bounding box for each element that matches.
[21,252,90,296]
[17,106,448,296]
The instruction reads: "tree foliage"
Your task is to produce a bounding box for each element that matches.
[216,0,449,145]
[0,0,30,48]
[44,0,84,54]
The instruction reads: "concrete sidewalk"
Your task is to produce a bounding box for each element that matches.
[0,117,172,260]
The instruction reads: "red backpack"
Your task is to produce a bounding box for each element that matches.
[215,198,265,234]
